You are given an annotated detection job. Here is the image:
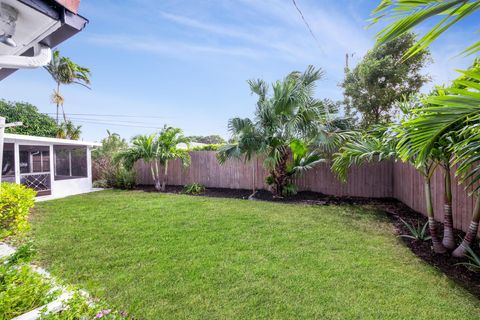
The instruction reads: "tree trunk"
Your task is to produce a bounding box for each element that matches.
[452,195,480,258]
[424,177,447,253]
[151,164,161,191]
[248,160,256,200]
[161,161,168,192]
[442,164,456,250]
[56,82,60,125]
[272,148,290,197]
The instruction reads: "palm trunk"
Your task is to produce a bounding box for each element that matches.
[248,160,256,200]
[62,104,67,123]
[153,161,161,191]
[424,176,447,253]
[272,148,290,197]
[442,163,456,250]
[161,161,168,192]
[56,82,60,125]
[452,195,480,258]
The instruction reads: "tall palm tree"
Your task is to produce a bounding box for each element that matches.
[394,65,480,257]
[332,122,448,253]
[219,66,349,197]
[371,0,480,58]
[116,127,190,192]
[44,50,91,124]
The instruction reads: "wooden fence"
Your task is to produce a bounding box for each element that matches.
[127,151,475,234]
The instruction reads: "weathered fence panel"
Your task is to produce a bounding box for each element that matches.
[135,151,393,198]
[131,151,478,234]
[392,161,475,234]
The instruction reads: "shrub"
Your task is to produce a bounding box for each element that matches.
[282,183,298,197]
[182,183,206,195]
[92,132,136,190]
[0,183,36,239]
[190,144,223,151]
[112,168,136,190]
[0,263,60,319]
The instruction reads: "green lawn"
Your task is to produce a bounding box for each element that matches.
[32,190,480,319]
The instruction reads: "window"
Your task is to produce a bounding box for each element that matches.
[19,146,50,174]
[2,143,15,179]
[54,146,88,180]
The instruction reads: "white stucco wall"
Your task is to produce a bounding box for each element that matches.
[3,134,98,198]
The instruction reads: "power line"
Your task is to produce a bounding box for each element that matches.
[291,0,323,52]
[66,117,163,126]
[71,120,164,129]
[43,113,172,119]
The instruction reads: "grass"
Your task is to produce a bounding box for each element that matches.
[32,190,480,319]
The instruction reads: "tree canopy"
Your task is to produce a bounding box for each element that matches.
[0,100,59,137]
[342,33,431,128]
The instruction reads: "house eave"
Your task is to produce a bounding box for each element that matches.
[4,133,100,147]
[0,0,88,80]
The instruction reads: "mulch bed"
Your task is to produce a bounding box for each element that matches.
[135,185,480,298]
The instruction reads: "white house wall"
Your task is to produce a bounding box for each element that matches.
[3,136,96,199]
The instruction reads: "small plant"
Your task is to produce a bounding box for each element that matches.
[0,182,36,240]
[40,291,130,319]
[456,246,480,272]
[398,218,431,241]
[282,183,298,197]
[182,183,205,195]
[0,263,60,319]
[6,241,36,265]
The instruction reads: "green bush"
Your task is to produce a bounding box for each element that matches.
[182,183,206,195]
[0,183,36,239]
[190,144,223,151]
[0,263,60,319]
[111,168,136,190]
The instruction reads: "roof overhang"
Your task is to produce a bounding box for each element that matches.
[4,133,100,146]
[0,0,87,80]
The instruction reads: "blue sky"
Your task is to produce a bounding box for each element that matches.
[0,0,476,142]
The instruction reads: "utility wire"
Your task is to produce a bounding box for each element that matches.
[43,113,172,119]
[71,120,164,129]
[291,0,323,52]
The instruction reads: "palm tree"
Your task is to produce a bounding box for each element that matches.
[371,0,480,58]
[56,121,82,140]
[44,50,91,124]
[332,121,448,253]
[116,127,190,192]
[394,65,480,257]
[156,126,191,191]
[116,134,161,190]
[218,66,349,197]
[217,118,264,198]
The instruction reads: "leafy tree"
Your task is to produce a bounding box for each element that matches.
[187,135,226,144]
[341,33,431,128]
[44,50,91,124]
[117,126,190,191]
[0,100,58,137]
[219,66,350,197]
[371,0,480,58]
